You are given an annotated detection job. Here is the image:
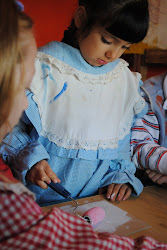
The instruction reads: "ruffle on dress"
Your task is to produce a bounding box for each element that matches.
[30,54,147,151]
[25,91,147,161]
[36,51,128,85]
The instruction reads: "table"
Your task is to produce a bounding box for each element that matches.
[42,185,167,243]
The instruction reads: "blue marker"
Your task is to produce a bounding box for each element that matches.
[50,82,68,104]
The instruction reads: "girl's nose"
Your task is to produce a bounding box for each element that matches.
[105,48,120,61]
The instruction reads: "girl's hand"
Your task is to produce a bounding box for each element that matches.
[146,170,167,186]
[26,160,60,189]
[106,183,132,201]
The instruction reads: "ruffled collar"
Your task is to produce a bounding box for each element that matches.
[36,51,128,85]
[38,41,127,75]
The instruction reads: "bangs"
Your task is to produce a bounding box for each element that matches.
[104,3,149,43]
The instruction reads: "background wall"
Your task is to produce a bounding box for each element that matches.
[21,0,167,80]
[145,0,167,50]
[126,0,167,54]
[21,0,78,47]
[20,0,167,54]
[22,0,167,53]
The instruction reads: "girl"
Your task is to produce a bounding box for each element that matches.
[1,1,167,249]
[1,0,149,205]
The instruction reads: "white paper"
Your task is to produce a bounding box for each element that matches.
[59,200,131,233]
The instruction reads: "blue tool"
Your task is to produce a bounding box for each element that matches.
[47,181,89,223]
[47,181,72,199]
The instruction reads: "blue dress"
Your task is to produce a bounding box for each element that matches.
[0,42,147,205]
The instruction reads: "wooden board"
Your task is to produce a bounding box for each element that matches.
[42,186,167,243]
[57,200,150,236]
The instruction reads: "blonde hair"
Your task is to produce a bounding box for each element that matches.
[0,0,33,127]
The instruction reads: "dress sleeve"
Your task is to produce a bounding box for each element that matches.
[0,191,166,249]
[131,108,167,174]
[100,159,143,197]
[0,91,50,184]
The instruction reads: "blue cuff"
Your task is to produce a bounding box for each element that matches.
[7,141,50,185]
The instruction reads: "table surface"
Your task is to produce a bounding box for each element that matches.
[42,185,167,243]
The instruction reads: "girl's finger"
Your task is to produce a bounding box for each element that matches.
[145,169,151,174]
[36,180,48,189]
[116,187,125,201]
[106,183,115,200]
[45,167,61,183]
[46,172,61,183]
[154,175,167,185]
[116,184,127,201]
[151,173,162,183]
[110,184,122,201]
[147,171,157,179]
[50,175,61,183]
[39,171,51,183]
[157,176,167,185]
[121,187,132,201]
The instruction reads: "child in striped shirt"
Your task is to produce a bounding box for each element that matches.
[131,72,167,185]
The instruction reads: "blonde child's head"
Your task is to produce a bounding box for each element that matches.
[0,0,37,141]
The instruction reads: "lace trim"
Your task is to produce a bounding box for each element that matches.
[33,53,145,151]
[36,52,129,85]
[40,95,145,151]
[41,130,119,150]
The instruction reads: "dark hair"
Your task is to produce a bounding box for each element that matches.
[62,0,149,47]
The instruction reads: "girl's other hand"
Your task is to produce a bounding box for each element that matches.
[26,160,60,189]
[107,183,132,201]
[146,170,167,186]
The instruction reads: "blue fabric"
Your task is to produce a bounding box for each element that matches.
[142,72,167,147]
[0,42,147,205]
[38,41,120,75]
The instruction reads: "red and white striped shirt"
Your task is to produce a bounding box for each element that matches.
[131,109,167,174]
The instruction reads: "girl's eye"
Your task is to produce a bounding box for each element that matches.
[122,46,130,50]
[101,36,112,45]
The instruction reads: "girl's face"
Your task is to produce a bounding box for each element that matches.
[0,31,37,141]
[78,26,132,66]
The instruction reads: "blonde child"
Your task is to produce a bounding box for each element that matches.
[1,0,149,205]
